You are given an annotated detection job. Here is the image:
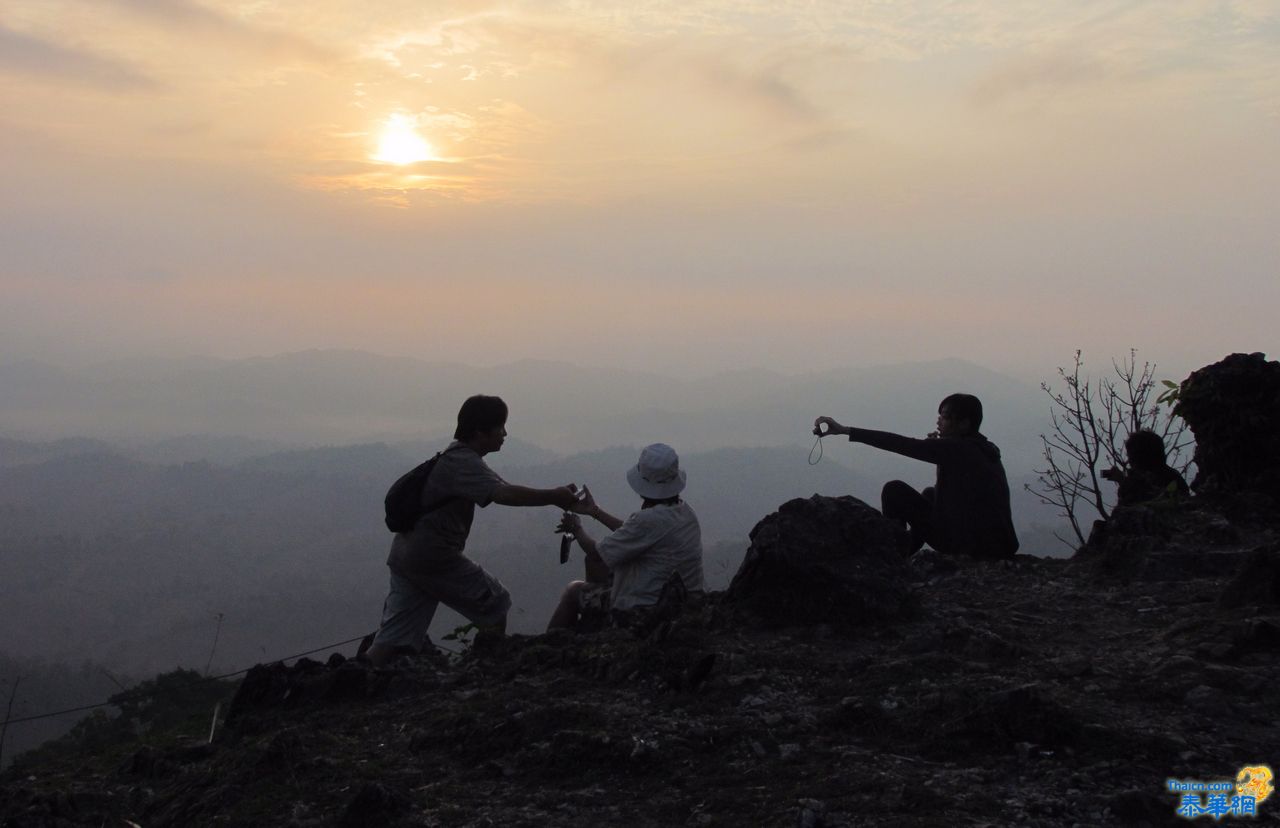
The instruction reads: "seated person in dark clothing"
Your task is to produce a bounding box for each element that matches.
[1101,429,1189,506]
[813,393,1019,560]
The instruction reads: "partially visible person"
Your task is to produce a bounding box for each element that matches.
[813,393,1019,560]
[1101,429,1189,506]
[548,443,704,631]
[365,395,587,667]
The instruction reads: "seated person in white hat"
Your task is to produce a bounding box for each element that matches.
[547,443,705,630]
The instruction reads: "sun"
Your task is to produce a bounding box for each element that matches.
[372,114,435,165]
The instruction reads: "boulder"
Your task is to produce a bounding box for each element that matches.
[726,495,912,627]
[1175,352,1280,499]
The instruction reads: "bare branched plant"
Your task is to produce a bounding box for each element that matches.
[1028,350,1194,548]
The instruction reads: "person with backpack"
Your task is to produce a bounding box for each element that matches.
[364,395,586,667]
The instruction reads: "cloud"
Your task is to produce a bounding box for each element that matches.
[971,50,1116,106]
[97,0,336,62]
[658,46,825,124]
[0,23,157,90]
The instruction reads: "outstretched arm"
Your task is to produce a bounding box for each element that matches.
[846,427,946,464]
[814,416,945,465]
[491,483,580,509]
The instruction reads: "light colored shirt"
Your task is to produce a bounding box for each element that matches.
[596,501,704,612]
[386,442,506,575]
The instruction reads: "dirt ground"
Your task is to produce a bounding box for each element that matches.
[3,501,1279,827]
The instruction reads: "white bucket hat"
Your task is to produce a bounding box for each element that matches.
[626,443,687,500]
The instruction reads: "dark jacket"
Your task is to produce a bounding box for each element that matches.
[848,428,1019,559]
[1117,464,1188,507]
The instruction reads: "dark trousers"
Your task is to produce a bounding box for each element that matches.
[881,480,935,555]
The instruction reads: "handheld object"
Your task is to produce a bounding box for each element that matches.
[808,431,824,465]
[559,533,573,564]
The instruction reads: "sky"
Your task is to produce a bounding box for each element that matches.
[1,0,1277,381]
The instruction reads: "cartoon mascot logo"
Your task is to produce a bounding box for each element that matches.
[1236,766,1274,805]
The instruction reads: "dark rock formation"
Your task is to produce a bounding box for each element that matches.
[5,538,1280,827]
[1077,500,1252,582]
[726,494,912,627]
[339,782,413,828]
[1219,543,1280,608]
[226,656,393,729]
[1176,352,1280,499]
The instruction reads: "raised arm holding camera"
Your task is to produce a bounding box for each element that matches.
[814,393,1019,560]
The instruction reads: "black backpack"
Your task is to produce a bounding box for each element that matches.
[383,451,459,533]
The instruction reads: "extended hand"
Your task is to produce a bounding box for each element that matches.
[556,512,583,536]
[551,485,581,510]
[813,416,846,437]
[569,485,597,516]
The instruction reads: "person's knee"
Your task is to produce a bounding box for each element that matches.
[547,581,587,631]
[881,480,915,515]
[553,580,586,610]
[467,579,511,631]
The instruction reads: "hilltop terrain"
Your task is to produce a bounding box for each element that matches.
[2,490,1278,827]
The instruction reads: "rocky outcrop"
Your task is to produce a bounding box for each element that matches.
[1176,351,1280,500]
[726,495,912,628]
[6,533,1280,827]
[1219,542,1280,608]
[1076,499,1252,582]
[12,538,1280,828]
[1079,352,1280,578]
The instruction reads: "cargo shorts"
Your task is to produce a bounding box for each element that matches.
[372,557,512,652]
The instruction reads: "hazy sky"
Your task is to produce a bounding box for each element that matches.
[1,0,1277,379]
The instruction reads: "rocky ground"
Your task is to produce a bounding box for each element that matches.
[3,497,1279,828]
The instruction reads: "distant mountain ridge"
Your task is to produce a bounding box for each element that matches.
[0,349,1067,557]
[0,349,1044,457]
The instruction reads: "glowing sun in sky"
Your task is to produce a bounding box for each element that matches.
[372,114,434,165]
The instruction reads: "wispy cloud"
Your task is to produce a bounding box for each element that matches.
[97,0,335,62]
[971,51,1117,106]
[0,23,157,89]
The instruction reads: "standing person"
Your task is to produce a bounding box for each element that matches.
[547,443,704,631]
[813,393,1019,560]
[365,395,586,667]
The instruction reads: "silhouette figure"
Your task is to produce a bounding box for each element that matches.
[1101,429,1189,506]
[547,443,704,631]
[814,393,1019,560]
[364,395,588,667]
